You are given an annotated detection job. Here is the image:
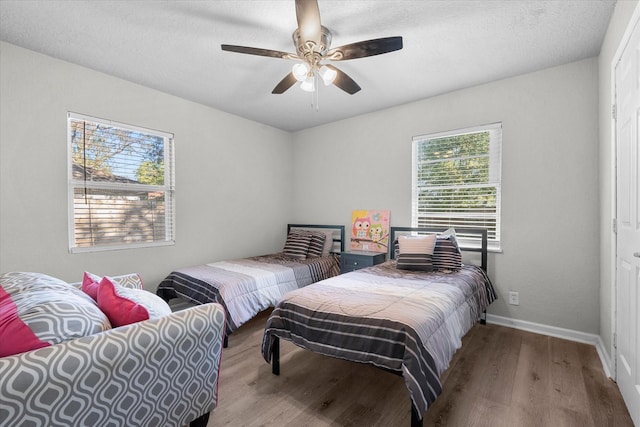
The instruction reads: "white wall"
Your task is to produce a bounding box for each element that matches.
[598,0,639,359]
[292,58,601,334]
[0,41,293,290]
[0,29,615,338]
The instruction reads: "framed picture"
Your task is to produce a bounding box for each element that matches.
[350,209,390,253]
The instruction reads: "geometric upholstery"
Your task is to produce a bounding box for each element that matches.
[0,271,111,357]
[0,303,226,426]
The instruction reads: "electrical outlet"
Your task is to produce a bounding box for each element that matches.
[509,292,519,306]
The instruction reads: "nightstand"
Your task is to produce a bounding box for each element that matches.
[340,251,386,273]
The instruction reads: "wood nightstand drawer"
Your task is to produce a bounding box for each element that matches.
[340,251,386,273]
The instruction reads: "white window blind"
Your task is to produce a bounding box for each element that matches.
[412,123,502,250]
[67,112,175,252]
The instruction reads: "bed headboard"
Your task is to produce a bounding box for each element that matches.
[287,224,346,253]
[389,227,488,271]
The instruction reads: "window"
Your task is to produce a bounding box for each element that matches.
[68,113,175,252]
[412,123,502,250]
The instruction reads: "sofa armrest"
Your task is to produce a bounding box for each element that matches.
[0,303,226,427]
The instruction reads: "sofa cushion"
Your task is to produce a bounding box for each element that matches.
[0,272,111,357]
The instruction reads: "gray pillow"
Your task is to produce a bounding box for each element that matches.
[433,234,462,271]
[283,232,312,259]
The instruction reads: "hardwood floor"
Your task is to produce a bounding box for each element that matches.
[208,310,633,427]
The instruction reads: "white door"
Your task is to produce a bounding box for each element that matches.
[616,14,640,427]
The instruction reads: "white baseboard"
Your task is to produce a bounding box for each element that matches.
[486,314,613,379]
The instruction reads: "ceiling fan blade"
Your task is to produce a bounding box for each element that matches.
[326,36,403,61]
[221,44,295,59]
[295,0,322,46]
[325,65,361,95]
[272,73,298,94]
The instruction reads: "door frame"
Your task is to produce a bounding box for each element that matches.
[611,2,640,381]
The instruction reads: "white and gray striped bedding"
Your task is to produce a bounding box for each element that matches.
[261,260,496,419]
[157,253,340,334]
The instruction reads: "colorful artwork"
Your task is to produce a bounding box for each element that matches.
[350,210,390,253]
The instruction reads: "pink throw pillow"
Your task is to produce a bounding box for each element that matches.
[96,276,150,327]
[82,271,101,301]
[0,285,49,357]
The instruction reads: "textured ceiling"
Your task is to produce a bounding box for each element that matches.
[0,1,616,132]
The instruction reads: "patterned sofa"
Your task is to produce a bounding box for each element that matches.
[0,272,226,427]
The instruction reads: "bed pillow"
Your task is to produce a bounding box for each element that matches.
[392,238,400,259]
[96,276,172,327]
[283,232,312,260]
[392,235,435,258]
[320,230,335,255]
[294,228,334,255]
[396,235,437,271]
[315,229,335,255]
[0,272,111,357]
[306,231,327,258]
[433,228,463,271]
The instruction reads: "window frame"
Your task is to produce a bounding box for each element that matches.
[411,122,502,251]
[67,112,175,253]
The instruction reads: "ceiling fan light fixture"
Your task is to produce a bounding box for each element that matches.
[318,65,337,86]
[292,62,310,81]
[221,0,403,98]
[300,75,315,92]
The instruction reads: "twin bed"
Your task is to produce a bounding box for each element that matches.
[260,226,496,426]
[157,224,495,425]
[156,224,345,343]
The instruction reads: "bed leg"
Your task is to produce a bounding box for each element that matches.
[272,336,280,376]
[411,401,423,427]
[480,309,487,325]
[223,334,228,348]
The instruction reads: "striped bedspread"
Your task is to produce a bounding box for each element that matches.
[261,261,496,419]
[157,253,340,334]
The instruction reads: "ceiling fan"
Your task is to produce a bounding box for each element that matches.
[221,0,403,95]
